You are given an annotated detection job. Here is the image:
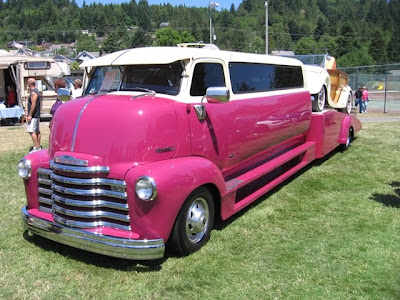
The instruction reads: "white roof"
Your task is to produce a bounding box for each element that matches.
[80,47,303,68]
[0,55,58,69]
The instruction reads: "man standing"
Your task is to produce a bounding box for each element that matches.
[26,78,42,153]
[71,79,83,99]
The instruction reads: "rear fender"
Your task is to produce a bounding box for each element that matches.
[338,114,354,144]
[124,157,225,241]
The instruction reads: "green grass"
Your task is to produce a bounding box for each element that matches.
[0,122,399,300]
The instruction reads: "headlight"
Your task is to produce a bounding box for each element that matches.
[135,176,157,201]
[17,159,31,179]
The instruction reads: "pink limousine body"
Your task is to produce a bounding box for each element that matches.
[18,46,362,260]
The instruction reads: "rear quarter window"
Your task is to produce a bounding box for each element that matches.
[229,62,303,94]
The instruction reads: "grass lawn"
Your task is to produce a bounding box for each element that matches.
[0,120,399,299]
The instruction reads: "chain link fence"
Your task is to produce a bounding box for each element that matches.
[341,64,400,113]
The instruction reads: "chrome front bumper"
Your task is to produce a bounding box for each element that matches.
[21,206,165,260]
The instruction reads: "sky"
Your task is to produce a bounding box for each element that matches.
[76,0,242,10]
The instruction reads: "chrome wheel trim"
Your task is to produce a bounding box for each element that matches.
[346,94,352,114]
[185,197,209,243]
[317,86,326,111]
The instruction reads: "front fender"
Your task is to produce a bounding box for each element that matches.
[124,157,225,242]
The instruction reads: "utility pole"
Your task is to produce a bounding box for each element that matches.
[209,2,219,44]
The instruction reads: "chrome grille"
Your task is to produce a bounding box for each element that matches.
[37,161,130,231]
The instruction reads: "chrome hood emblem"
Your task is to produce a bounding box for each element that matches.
[53,155,89,167]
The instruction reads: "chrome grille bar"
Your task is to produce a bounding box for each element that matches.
[52,194,129,211]
[50,161,110,174]
[52,183,127,199]
[53,214,130,231]
[36,164,130,231]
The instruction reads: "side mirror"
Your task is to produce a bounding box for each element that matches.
[194,87,230,121]
[57,88,71,102]
[206,87,230,103]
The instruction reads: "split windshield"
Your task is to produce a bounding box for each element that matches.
[84,61,184,96]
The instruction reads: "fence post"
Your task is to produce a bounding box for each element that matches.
[384,65,388,113]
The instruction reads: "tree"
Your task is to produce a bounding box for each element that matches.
[336,22,358,57]
[337,48,375,67]
[386,32,400,63]
[295,37,318,55]
[137,0,151,31]
[75,34,99,53]
[154,28,181,46]
[369,29,387,64]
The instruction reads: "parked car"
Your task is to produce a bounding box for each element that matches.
[283,54,353,113]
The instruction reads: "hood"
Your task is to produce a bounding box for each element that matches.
[49,94,179,167]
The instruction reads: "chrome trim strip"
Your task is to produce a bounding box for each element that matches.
[38,168,52,176]
[51,173,126,187]
[38,187,53,196]
[52,183,127,199]
[38,178,52,185]
[71,96,100,152]
[22,207,164,260]
[38,196,53,206]
[52,194,129,211]
[53,214,130,231]
[53,203,130,222]
[50,161,110,174]
[38,206,52,214]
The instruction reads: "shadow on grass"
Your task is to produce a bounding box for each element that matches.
[214,145,344,230]
[23,231,169,271]
[370,181,400,208]
[21,143,353,271]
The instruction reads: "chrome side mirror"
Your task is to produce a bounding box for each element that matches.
[206,87,230,103]
[57,88,71,102]
[194,87,230,121]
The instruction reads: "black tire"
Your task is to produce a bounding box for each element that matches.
[168,187,215,256]
[340,127,354,151]
[312,86,326,112]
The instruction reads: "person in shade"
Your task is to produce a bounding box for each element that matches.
[26,78,42,153]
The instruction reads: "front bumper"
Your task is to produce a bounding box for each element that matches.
[21,206,165,260]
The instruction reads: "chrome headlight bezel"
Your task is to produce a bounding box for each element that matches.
[135,176,157,201]
[17,159,32,179]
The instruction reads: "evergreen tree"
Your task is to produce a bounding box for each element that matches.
[386,32,400,63]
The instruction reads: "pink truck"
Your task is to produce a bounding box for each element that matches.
[18,46,361,260]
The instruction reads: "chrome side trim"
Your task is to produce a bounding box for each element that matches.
[22,207,165,260]
[38,196,53,206]
[52,183,127,199]
[50,161,110,174]
[71,96,99,152]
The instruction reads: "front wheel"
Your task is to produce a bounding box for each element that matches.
[312,86,326,112]
[168,187,215,256]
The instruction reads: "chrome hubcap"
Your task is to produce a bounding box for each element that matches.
[186,197,209,243]
[318,87,326,110]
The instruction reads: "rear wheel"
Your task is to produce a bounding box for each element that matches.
[168,187,215,256]
[339,93,352,114]
[312,86,326,112]
[340,127,354,151]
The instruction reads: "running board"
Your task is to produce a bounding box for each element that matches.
[223,141,316,215]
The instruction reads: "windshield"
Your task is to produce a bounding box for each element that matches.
[85,61,183,96]
[283,54,327,67]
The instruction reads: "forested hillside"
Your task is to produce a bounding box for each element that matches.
[1,0,400,67]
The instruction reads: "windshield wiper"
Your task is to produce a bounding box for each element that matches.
[129,87,156,100]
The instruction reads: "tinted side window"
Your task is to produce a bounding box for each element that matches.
[190,63,225,96]
[229,63,303,94]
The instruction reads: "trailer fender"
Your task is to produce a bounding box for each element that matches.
[124,157,226,241]
[338,114,354,144]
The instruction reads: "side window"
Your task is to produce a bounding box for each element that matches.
[230,63,303,94]
[190,63,225,96]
